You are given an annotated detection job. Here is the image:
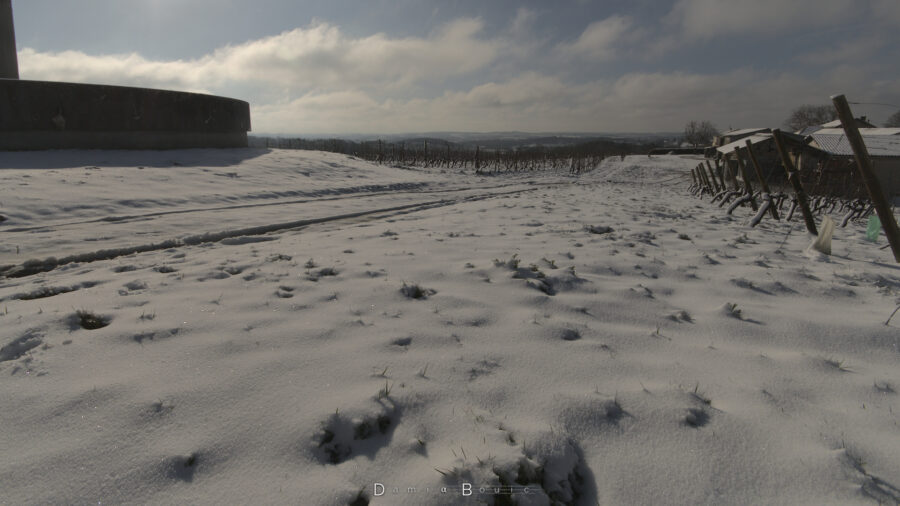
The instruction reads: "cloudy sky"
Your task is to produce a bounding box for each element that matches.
[11,0,900,135]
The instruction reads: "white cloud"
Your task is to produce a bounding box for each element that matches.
[666,0,857,40]
[14,12,900,134]
[801,33,887,66]
[459,73,572,108]
[250,68,861,134]
[19,18,500,95]
[17,48,216,94]
[598,66,900,130]
[872,0,900,24]
[557,16,634,60]
[509,7,537,36]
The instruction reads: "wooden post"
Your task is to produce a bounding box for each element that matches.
[690,168,698,187]
[713,157,737,188]
[720,155,740,191]
[832,94,900,262]
[698,164,712,193]
[703,159,725,192]
[744,139,779,220]
[707,162,722,193]
[696,168,707,194]
[700,163,722,193]
[704,160,723,193]
[773,129,818,235]
[703,160,716,191]
[733,147,758,210]
[714,157,726,190]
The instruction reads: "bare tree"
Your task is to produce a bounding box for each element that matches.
[783,104,837,131]
[683,120,719,147]
[885,110,900,128]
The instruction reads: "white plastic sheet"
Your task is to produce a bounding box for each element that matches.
[810,215,836,255]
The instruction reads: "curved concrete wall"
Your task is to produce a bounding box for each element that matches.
[0,79,251,150]
[0,0,16,79]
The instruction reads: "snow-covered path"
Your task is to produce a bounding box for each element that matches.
[1,149,552,269]
[1,150,899,505]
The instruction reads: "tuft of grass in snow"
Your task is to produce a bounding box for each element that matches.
[691,383,713,406]
[586,225,614,234]
[378,380,393,399]
[493,254,520,269]
[684,408,710,428]
[308,267,339,281]
[400,282,435,300]
[722,302,742,319]
[874,381,895,394]
[824,357,853,373]
[75,310,110,330]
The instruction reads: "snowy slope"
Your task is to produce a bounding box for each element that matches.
[1,150,898,505]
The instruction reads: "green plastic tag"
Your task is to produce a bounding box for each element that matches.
[866,215,881,242]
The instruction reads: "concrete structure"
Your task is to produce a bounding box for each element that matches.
[1,0,17,79]
[0,0,251,150]
[1,79,251,149]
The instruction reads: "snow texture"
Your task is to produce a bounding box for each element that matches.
[1,149,899,505]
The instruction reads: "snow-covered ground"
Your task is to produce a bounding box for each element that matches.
[1,149,899,505]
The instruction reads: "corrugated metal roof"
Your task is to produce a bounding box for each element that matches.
[810,134,900,157]
[820,118,876,129]
[721,127,770,137]
[811,128,900,136]
[716,133,772,155]
[797,125,823,136]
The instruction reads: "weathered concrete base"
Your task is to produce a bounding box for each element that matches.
[0,131,248,151]
[1,79,251,150]
[0,0,17,79]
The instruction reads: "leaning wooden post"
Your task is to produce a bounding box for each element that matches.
[704,159,723,192]
[713,157,726,190]
[745,139,779,220]
[711,161,725,193]
[832,94,900,262]
[690,168,698,188]
[702,162,721,193]
[720,155,740,191]
[714,160,727,193]
[699,164,713,193]
[733,146,759,211]
[695,165,706,191]
[773,129,818,235]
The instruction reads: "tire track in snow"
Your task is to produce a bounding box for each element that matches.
[4,180,532,233]
[0,186,540,279]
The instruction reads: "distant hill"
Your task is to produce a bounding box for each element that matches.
[252,131,680,150]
